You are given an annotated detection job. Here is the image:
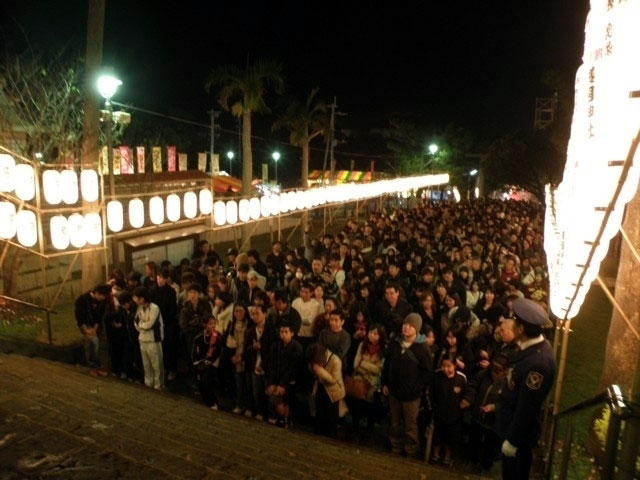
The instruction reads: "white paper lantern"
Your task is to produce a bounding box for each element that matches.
[149,196,164,225]
[239,199,251,222]
[129,198,144,228]
[16,210,37,247]
[80,170,99,202]
[166,194,181,222]
[226,200,238,225]
[183,191,198,219]
[107,200,124,232]
[269,194,281,216]
[84,213,102,245]
[213,200,226,226]
[0,202,17,239]
[43,170,62,205]
[285,191,297,212]
[260,196,271,218]
[68,213,86,248]
[14,164,35,201]
[0,154,15,193]
[199,189,213,215]
[278,194,289,213]
[249,197,261,220]
[50,215,69,250]
[60,170,79,204]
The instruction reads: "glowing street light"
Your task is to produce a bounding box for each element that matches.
[428,144,439,155]
[469,169,478,176]
[97,73,122,198]
[227,151,234,176]
[272,151,281,184]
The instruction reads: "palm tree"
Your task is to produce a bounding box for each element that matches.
[205,60,284,199]
[273,87,328,188]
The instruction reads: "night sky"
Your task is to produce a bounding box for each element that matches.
[1,1,590,175]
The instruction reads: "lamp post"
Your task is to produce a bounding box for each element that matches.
[272,151,280,185]
[227,151,234,176]
[468,169,478,200]
[97,73,122,198]
[426,143,438,173]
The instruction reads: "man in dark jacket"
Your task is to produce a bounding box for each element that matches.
[269,288,302,337]
[381,313,433,457]
[75,284,111,376]
[179,283,212,362]
[151,268,179,380]
[375,283,413,336]
[244,303,277,420]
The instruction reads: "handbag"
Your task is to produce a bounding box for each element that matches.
[344,375,371,400]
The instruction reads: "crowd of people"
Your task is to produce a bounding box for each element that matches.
[74,198,556,478]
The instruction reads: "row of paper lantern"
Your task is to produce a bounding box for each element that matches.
[0,154,100,204]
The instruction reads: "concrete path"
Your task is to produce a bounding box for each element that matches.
[0,353,485,479]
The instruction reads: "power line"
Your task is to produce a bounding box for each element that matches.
[110,101,384,159]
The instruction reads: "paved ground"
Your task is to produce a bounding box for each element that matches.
[0,353,485,480]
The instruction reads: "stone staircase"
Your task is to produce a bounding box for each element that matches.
[0,353,484,479]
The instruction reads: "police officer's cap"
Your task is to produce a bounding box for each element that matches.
[512,298,548,326]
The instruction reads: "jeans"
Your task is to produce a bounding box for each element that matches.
[250,372,268,417]
[389,394,420,454]
[140,341,164,390]
[85,335,100,369]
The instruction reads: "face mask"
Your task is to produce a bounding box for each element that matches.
[295,272,303,279]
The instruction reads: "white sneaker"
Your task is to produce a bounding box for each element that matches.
[244,410,253,418]
[267,417,277,425]
[255,414,264,421]
[232,407,243,415]
[210,404,218,411]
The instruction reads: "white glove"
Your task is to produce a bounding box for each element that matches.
[502,440,518,457]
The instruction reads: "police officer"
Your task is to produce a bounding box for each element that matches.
[496,298,556,480]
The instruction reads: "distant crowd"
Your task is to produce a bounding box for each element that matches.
[75,198,552,472]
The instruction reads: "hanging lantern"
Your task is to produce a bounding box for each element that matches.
[129,198,144,228]
[84,213,102,245]
[107,200,124,232]
[199,189,213,215]
[16,210,37,247]
[260,196,271,218]
[60,170,79,204]
[269,194,281,216]
[213,200,226,226]
[50,215,69,250]
[226,200,238,225]
[80,169,99,202]
[43,170,62,205]
[166,194,181,222]
[68,213,86,248]
[149,196,164,225]
[0,202,17,239]
[285,191,297,212]
[278,193,289,213]
[238,199,251,222]
[14,164,35,201]
[249,197,261,220]
[0,154,15,193]
[183,191,198,219]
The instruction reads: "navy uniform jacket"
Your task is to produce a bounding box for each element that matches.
[495,336,556,448]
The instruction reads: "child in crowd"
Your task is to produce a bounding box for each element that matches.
[429,352,468,467]
[192,316,222,409]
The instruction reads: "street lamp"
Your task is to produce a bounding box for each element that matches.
[428,144,438,155]
[227,151,234,176]
[97,73,122,198]
[469,169,478,176]
[272,151,280,184]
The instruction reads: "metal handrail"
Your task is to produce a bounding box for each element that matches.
[546,385,633,480]
[0,294,57,344]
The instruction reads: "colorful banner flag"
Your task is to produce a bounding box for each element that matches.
[113,148,121,175]
[211,153,220,175]
[120,146,132,174]
[152,146,162,173]
[99,146,109,174]
[136,146,145,173]
[167,146,176,172]
[198,152,207,172]
[178,153,187,171]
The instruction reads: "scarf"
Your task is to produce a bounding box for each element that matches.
[206,331,219,358]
